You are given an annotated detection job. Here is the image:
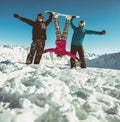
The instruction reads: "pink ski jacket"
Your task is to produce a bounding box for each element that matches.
[44,40,79,60]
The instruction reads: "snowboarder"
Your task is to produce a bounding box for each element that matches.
[70,17,106,68]
[13,12,53,64]
[44,13,80,61]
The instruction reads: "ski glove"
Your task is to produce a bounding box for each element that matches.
[13,13,20,18]
[99,30,106,35]
[72,16,76,19]
[47,11,53,16]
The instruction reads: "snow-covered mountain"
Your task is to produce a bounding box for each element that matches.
[86,52,120,70]
[0,45,120,122]
[0,45,120,70]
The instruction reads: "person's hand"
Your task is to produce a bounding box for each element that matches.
[72,16,76,19]
[43,50,46,53]
[99,30,106,35]
[13,13,20,18]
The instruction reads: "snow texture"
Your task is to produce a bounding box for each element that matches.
[0,45,120,122]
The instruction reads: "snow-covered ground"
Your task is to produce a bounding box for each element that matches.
[0,45,120,122]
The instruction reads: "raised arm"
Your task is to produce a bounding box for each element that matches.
[45,12,53,26]
[71,17,77,30]
[13,13,34,26]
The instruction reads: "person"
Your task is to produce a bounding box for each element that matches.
[13,12,53,64]
[70,17,106,68]
[44,14,80,61]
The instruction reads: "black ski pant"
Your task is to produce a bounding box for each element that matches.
[26,40,45,64]
[70,45,86,68]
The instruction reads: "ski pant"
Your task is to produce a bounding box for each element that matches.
[26,40,45,64]
[70,45,86,68]
[53,16,70,40]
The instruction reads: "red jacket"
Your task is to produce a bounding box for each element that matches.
[44,40,79,60]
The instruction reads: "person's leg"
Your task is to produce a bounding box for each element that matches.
[34,40,45,64]
[53,14,61,40]
[70,45,77,68]
[26,41,37,64]
[77,46,86,68]
[61,16,71,40]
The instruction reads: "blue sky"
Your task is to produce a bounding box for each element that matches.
[0,0,120,54]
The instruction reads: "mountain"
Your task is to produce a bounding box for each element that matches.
[0,45,120,70]
[86,52,120,70]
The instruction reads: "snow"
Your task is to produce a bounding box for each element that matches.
[0,45,120,122]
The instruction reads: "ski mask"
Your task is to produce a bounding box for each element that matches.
[79,20,85,27]
[37,13,44,22]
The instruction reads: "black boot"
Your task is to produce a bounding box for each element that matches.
[70,58,76,68]
[26,54,33,65]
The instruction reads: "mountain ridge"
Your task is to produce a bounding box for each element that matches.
[0,45,120,70]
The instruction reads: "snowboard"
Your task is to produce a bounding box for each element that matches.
[45,10,80,18]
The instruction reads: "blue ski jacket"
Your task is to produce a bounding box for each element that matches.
[71,18,100,46]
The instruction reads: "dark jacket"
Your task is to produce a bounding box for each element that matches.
[19,14,53,41]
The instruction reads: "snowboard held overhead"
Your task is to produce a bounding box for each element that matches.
[45,10,80,18]
[44,11,81,63]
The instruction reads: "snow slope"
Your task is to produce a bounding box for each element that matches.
[0,45,120,122]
